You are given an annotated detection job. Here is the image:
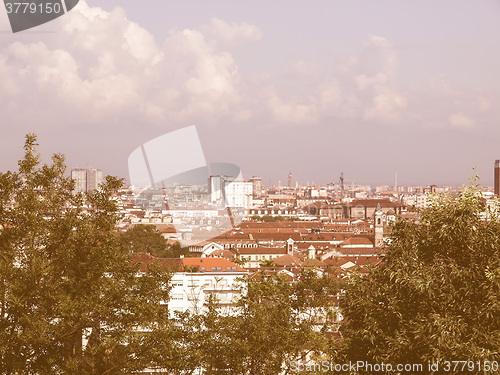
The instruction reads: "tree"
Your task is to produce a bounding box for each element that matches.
[260,259,276,267]
[0,135,173,374]
[119,224,167,256]
[180,270,340,374]
[119,226,190,258]
[337,181,500,374]
[162,241,191,258]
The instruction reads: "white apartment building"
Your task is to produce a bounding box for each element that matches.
[209,175,253,209]
[224,180,253,209]
[71,168,103,193]
[402,193,431,209]
[132,254,247,315]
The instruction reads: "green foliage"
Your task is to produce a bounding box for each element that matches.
[0,135,173,374]
[232,256,248,266]
[120,225,189,258]
[162,241,191,258]
[337,180,500,373]
[119,224,167,255]
[260,259,276,267]
[261,214,285,222]
[177,270,340,374]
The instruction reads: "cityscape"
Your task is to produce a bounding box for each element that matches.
[68,162,500,315]
[1,0,500,373]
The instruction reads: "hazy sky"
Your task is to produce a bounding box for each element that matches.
[1,1,499,186]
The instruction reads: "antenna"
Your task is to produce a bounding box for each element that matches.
[340,172,344,201]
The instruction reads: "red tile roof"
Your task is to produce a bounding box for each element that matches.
[182,257,246,272]
[340,237,374,246]
[273,254,303,267]
[131,253,245,272]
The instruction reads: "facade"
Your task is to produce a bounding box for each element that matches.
[249,176,263,197]
[132,254,247,315]
[209,175,232,204]
[210,175,253,208]
[170,258,247,315]
[237,239,294,268]
[71,169,87,193]
[224,180,253,209]
[71,168,103,193]
[374,203,384,247]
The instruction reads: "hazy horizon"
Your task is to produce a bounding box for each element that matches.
[1,1,499,186]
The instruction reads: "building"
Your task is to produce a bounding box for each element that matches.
[249,176,263,197]
[71,168,103,193]
[495,160,500,196]
[374,203,384,247]
[132,253,247,315]
[209,175,232,204]
[210,175,253,209]
[224,180,253,209]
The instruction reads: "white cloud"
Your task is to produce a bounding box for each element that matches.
[267,90,319,125]
[449,113,476,128]
[0,1,251,129]
[264,34,407,124]
[0,4,496,138]
[201,17,263,49]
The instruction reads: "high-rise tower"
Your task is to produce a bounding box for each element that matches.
[71,168,103,193]
[495,160,500,196]
[249,176,263,197]
[288,170,293,188]
[374,203,384,247]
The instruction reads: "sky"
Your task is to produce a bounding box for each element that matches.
[1,0,499,187]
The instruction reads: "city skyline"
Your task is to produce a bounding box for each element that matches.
[1,1,499,186]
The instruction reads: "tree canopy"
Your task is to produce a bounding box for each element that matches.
[337,181,500,374]
[153,270,340,375]
[0,135,172,374]
[119,225,190,258]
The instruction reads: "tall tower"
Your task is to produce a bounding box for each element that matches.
[71,168,103,193]
[288,170,293,188]
[286,237,294,255]
[71,169,87,193]
[249,176,263,197]
[86,169,103,191]
[495,160,500,196]
[374,203,384,247]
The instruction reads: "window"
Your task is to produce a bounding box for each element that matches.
[187,279,199,287]
[200,267,206,272]
[211,266,222,271]
[171,294,183,300]
[171,280,183,287]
